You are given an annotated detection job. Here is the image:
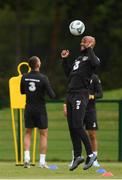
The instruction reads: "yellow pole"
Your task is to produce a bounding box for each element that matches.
[20,108,23,165]
[32,128,37,165]
[11,108,18,165]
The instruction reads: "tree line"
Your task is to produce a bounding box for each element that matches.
[0,0,122,107]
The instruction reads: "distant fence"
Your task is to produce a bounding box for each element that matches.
[96,99,122,161]
[0,99,122,162]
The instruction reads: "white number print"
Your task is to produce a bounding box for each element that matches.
[73,61,80,70]
[76,100,81,110]
[29,82,36,92]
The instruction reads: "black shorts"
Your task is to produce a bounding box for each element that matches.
[83,110,98,130]
[24,108,48,129]
[66,90,89,129]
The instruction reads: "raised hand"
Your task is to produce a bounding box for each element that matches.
[61,50,70,58]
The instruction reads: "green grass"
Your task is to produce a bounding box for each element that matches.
[0,88,121,178]
[0,162,122,179]
[103,88,122,99]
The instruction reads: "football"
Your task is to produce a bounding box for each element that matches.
[69,20,85,36]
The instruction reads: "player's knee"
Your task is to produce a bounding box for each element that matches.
[25,128,32,135]
[40,129,48,138]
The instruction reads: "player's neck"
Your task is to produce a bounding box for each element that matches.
[33,67,40,72]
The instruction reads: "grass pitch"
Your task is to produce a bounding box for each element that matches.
[0,162,122,179]
[0,89,121,178]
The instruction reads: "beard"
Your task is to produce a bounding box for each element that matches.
[80,45,86,51]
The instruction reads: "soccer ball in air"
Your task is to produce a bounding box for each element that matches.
[69,20,85,36]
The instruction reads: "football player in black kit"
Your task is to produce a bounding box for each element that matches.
[20,56,55,168]
[61,36,100,170]
[84,74,103,167]
[64,73,103,167]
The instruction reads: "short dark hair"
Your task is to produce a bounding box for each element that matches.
[28,56,39,69]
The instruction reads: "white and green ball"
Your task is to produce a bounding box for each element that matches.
[69,20,85,36]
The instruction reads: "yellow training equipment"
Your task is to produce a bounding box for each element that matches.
[9,62,37,166]
[9,62,31,108]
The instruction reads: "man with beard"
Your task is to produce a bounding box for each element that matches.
[61,36,100,170]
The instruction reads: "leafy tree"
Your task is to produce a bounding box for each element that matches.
[0,0,122,107]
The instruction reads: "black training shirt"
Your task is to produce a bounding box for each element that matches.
[62,48,100,92]
[20,71,55,110]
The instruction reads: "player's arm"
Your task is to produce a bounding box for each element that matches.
[20,76,25,94]
[63,103,67,117]
[61,50,73,77]
[44,76,56,99]
[87,48,100,67]
[93,76,103,99]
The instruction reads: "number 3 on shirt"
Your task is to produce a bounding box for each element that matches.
[73,61,80,70]
[29,82,36,92]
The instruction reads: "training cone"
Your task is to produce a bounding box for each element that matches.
[49,164,58,170]
[102,172,113,176]
[96,168,106,173]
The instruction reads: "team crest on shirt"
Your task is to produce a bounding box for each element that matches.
[82,56,88,61]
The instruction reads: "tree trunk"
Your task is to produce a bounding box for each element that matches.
[15,0,21,67]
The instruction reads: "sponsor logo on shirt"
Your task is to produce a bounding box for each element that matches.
[98,79,101,83]
[93,122,96,127]
[90,79,93,84]
[97,57,100,62]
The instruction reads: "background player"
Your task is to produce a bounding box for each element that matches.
[20,56,55,168]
